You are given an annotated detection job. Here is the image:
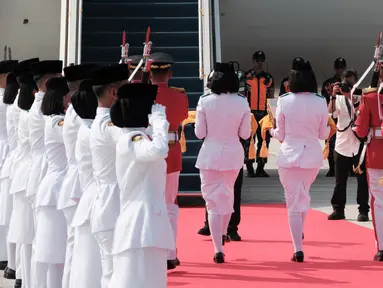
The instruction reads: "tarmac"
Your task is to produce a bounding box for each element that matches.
[0,138,371,287]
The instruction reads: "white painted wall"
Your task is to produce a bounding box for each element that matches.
[219,0,383,86]
[0,0,61,61]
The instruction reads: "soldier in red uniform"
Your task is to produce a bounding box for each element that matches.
[353,63,383,261]
[150,52,189,269]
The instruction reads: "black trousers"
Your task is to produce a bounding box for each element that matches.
[331,146,369,214]
[245,110,271,170]
[327,134,336,172]
[204,168,243,233]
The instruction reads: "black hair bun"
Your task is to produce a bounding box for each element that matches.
[46,77,68,90]
[78,79,93,91]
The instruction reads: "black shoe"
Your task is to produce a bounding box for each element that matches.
[0,261,7,270]
[214,252,225,264]
[197,226,210,236]
[222,235,230,246]
[4,267,16,279]
[175,257,180,266]
[255,169,270,177]
[357,213,369,222]
[14,279,22,288]
[326,170,335,177]
[328,211,345,220]
[291,251,304,263]
[167,259,177,270]
[374,251,383,261]
[227,231,241,241]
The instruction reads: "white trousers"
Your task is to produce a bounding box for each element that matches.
[367,168,383,251]
[200,169,239,215]
[20,244,32,288]
[62,206,76,288]
[279,167,319,252]
[15,244,21,278]
[165,172,180,260]
[7,240,16,270]
[35,262,64,288]
[0,226,8,260]
[94,229,114,288]
[108,248,167,288]
[70,223,102,288]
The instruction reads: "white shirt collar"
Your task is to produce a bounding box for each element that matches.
[96,107,110,115]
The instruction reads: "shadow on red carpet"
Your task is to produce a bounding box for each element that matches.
[168,204,382,287]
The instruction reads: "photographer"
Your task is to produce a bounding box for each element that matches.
[327,69,369,221]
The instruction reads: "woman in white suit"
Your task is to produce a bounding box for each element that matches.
[195,63,251,263]
[270,60,329,262]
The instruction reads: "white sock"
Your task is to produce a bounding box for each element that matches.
[301,211,307,235]
[288,211,303,253]
[208,214,223,253]
[222,214,231,236]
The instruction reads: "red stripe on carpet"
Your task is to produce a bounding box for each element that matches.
[169,204,382,287]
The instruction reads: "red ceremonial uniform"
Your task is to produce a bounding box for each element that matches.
[155,82,189,174]
[354,87,383,259]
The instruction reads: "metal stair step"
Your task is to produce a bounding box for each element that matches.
[83,2,197,18]
[182,139,202,156]
[81,46,199,63]
[85,0,197,3]
[82,31,198,48]
[181,156,198,174]
[82,17,198,33]
[179,173,201,191]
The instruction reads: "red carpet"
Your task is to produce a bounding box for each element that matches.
[169,204,382,287]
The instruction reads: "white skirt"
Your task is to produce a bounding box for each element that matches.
[200,169,239,215]
[34,206,67,264]
[0,140,9,167]
[8,192,35,244]
[109,248,167,288]
[70,222,102,288]
[0,176,13,226]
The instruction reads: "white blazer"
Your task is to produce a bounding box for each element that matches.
[270,92,330,169]
[194,92,251,171]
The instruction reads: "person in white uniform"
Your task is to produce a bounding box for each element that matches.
[194,62,251,263]
[1,72,20,280]
[59,63,97,288]
[108,83,175,288]
[70,79,102,288]
[270,60,329,262]
[0,60,18,272]
[28,59,62,287]
[8,68,39,288]
[34,77,71,288]
[89,64,129,288]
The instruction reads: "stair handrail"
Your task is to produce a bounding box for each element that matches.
[198,0,204,80]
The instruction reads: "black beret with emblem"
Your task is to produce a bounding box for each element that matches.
[127,55,142,69]
[253,51,266,62]
[0,60,19,74]
[150,52,175,71]
[91,64,130,86]
[111,83,158,128]
[46,77,70,95]
[31,60,63,76]
[334,57,346,69]
[63,64,99,82]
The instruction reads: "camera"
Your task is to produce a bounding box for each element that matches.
[340,81,352,93]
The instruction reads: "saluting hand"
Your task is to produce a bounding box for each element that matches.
[148,103,166,126]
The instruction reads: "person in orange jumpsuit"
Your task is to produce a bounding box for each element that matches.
[353,63,383,261]
[150,52,189,269]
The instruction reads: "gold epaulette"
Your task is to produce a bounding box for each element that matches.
[108,122,114,126]
[58,120,64,126]
[170,86,186,93]
[362,87,377,95]
[132,135,143,142]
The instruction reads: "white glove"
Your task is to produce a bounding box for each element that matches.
[148,104,166,126]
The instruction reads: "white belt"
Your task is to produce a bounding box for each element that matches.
[168,131,179,141]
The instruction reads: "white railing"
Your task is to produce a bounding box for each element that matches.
[198,0,204,81]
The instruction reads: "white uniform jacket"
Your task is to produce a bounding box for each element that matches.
[0,88,9,166]
[27,91,48,200]
[35,115,68,208]
[58,104,82,210]
[112,120,175,255]
[270,92,330,169]
[72,119,96,227]
[90,107,122,233]
[194,92,251,171]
